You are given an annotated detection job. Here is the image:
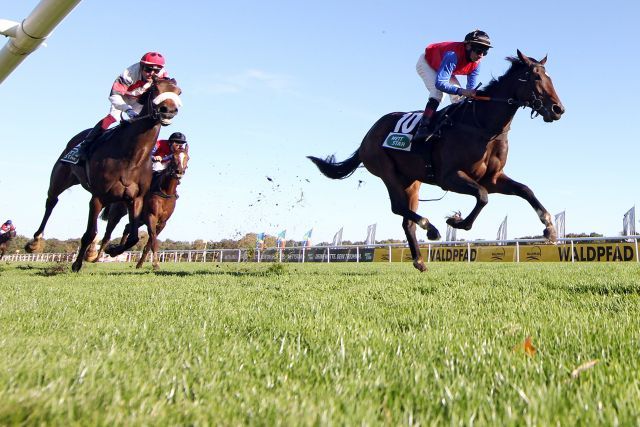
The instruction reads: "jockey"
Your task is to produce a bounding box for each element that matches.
[79,52,169,159]
[0,219,15,235]
[151,132,188,173]
[414,30,492,143]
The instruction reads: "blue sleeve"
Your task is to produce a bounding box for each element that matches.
[435,51,462,95]
[466,64,480,90]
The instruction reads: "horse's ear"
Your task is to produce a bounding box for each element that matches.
[540,54,548,65]
[517,49,532,66]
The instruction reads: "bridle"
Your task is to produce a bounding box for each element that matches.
[127,79,182,125]
[152,149,187,199]
[472,64,550,119]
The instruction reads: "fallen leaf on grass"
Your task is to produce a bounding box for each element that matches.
[513,336,536,356]
[571,360,598,379]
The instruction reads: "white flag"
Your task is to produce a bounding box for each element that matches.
[496,216,507,243]
[365,223,377,245]
[332,227,343,246]
[623,206,635,236]
[446,225,457,242]
[554,211,566,239]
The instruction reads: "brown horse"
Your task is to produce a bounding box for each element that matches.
[309,50,564,272]
[25,77,182,272]
[0,230,17,260]
[94,143,190,269]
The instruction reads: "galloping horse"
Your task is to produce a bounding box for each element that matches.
[0,230,17,260]
[309,50,564,272]
[25,77,182,272]
[93,143,190,269]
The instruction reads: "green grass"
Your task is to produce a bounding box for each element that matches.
[0,262,639,425]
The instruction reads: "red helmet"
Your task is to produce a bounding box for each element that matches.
[140,52,165,67]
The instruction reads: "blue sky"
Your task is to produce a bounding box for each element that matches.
[0,0,638,244]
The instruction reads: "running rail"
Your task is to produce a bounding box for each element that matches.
[0,0,82,85]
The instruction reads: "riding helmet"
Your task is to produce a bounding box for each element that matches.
[140,52,166,67]
[169,132,187,144]
[5,220,12,225]
[464,30,492,48]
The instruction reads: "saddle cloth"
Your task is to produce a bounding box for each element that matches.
[59,127,118,165]
[381,112,423,152]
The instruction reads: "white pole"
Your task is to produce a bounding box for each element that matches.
[0,0,83,84]
[516,241,520,263]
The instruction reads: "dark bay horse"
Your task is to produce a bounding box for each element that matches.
[25,77,182,272]
[309,50,564,272]
[93,143,189,269]
[0,230,17,260]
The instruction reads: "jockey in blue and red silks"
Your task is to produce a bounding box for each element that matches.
[151,132,188,174]
[414,30,492,143]
[80,52,170,158]
[0,219,15,236]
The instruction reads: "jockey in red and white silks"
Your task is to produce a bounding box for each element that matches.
[103,52,169,129]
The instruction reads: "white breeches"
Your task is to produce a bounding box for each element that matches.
[416,54,463,104]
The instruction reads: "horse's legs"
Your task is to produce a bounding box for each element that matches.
[382,175,440,236]
[441,171,489,230]
[401,182,428,272]
[105,197,143,256]
[72,197,103,272]
[485,173,557,241]
[94,208,126,262]
[26,164,79,253]
[136,238,151,269]
[138,215,160,270]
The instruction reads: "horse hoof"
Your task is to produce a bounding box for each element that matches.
[544,226,557,242]
[25,239,43,253]
[71,262,82,273]
[105,245,121,257]
[426,224,441,241]
[413,259,428,272]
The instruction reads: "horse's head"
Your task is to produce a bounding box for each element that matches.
[513,50,565,122]
[147,77,182,125]
[168,143,189,180]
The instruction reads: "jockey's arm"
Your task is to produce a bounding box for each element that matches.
[109,76,134,113]
[466,65,480,90]
[435,51,462,95]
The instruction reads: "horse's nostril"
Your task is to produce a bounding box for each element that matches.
[552,104,564,115]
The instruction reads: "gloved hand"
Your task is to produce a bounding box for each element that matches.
[457,88,477,98]
[125,108,139,120]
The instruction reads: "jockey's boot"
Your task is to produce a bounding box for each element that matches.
[413,98,440,144]
[78,121,106,161]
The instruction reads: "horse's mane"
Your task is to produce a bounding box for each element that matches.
[481,56,529,95]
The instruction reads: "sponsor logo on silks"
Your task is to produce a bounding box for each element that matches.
[382,133,412,151]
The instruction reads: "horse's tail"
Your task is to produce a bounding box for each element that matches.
[307,151,361,180]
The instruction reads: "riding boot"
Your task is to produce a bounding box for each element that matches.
[413,98,440,143]
[78,121,106,161]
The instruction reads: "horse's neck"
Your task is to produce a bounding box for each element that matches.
[124,120,162,165]
[472,84,520,133]
[160,174,179,195]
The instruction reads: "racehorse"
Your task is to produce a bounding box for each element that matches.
[0,230,17,260]
[25,77,182,272]
[308,50,564,272]
[93,143,189,269]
